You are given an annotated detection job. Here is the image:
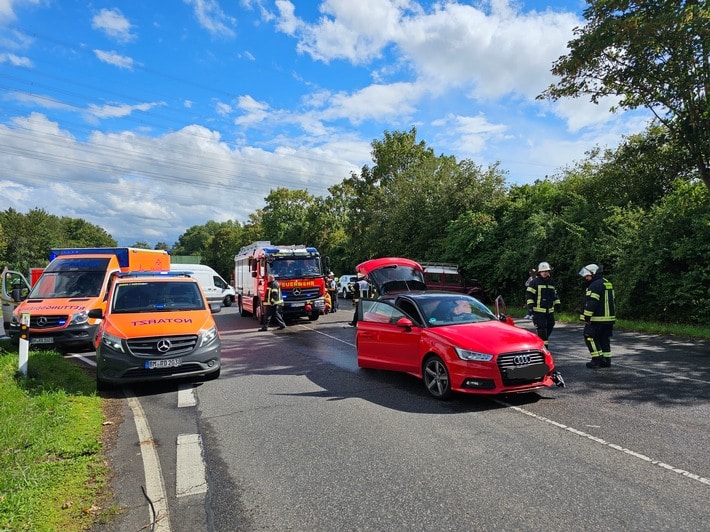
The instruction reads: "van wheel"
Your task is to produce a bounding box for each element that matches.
[308,311,319,321]
[223,295,233,307]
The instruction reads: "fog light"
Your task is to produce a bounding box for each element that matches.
[208,360,215,368]
[462,378,495,390]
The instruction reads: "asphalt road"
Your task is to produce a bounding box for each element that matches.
[89,306,709,531]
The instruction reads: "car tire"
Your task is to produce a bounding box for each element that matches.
[223,295,233,307]
[308,311,319,321]
[422,355,452,400]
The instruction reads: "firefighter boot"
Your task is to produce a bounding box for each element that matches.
[599,356,611,368]
[586,356,603,369]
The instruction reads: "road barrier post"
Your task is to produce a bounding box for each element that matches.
[18,312,29,376]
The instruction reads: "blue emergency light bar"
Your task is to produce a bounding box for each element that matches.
[117,271,193,278]
[50,248,131,268]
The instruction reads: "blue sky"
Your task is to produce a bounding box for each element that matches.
[0,0,650,248]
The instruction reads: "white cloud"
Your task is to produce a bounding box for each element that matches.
[184,0,236,37]
[84,101,165,122]
[0,52,32,67]
[91,8,136,43]
[0,113,358,245]
[93,49,135,70]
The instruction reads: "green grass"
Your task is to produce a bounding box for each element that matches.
[0,342,113,532]
[509,310,710,340]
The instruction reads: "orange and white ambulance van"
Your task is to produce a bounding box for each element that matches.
[9,247,170,350]
[89,271,221,390]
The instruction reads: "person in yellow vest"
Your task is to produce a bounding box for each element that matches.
[259,274,286,331]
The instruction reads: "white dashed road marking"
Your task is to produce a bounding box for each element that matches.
[176,433,208,497]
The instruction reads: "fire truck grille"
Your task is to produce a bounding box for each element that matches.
[30,315,69,328]
[127,335,198,357]
[284,288,321,301]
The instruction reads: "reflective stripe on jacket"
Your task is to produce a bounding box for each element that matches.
[583,276,615,323]
[265,281,283,306]
[526,277,560,313]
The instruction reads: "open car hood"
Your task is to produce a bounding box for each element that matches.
[356,257,427,295]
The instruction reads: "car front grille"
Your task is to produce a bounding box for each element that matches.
[497,350,549,385]
[30,315,69,328]
[127,335,198,357]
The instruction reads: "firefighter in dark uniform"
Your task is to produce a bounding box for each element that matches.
[526,261,561,349]
[348,273,368,326]
[579,264,615,368]
[259,274,286,331]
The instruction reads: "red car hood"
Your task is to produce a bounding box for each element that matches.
[429,320,544,354]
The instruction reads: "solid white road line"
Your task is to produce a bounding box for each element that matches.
[125,389,172,532]
[176,433,208,497]
[498,400,710,487]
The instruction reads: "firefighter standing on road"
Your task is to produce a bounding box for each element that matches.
[526,261,561,349]
[348,273,368,326]
[259,274,287,331]
[579,264,616,368]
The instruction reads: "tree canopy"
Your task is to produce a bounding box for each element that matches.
[539,0,710,189]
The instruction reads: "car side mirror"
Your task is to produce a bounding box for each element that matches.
[88,308,103,319]
[396,317,413,330]
[210,303,221,314]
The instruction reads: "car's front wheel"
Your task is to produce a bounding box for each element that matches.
[422,355,452,400]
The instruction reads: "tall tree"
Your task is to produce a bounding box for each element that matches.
[539,0,710,188]
[260,187,315,245]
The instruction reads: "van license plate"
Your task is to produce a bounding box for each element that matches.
[30,337,53,344]
[146,358,182,369]
[290,302,305,307]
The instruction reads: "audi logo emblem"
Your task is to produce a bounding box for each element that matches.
[37,317,48,326]
[513,354,532,365]
[157,339,172,353]
[292,288,302,296]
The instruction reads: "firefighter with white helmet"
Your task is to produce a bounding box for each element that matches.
[525,261,561,348]
[579,264,616,368]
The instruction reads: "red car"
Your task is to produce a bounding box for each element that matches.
[355,258,563,399]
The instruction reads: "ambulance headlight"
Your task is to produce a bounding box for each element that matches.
[200,326,218,347]
[71,310,89,325]
[101,332,124,353]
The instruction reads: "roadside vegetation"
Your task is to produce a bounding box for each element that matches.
[0,342,115,531]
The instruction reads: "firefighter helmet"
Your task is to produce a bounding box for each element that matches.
[579,264,599,277]
[537,261,552,272]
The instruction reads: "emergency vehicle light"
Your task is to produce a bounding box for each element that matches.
[50,248,131,268]
[118,271,192,278]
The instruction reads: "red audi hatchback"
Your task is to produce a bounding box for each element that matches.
[355,258,563,399]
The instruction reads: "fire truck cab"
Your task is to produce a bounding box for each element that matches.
[234,241,328,322]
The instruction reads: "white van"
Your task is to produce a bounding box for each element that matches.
[170,264,236,307]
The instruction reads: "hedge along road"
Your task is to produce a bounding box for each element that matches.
[60,306,709,531]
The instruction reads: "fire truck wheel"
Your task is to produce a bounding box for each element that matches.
[254,300,264,322]
[239,297,249,317]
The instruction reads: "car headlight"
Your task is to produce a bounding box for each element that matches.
[455,347,493,362]
[102,332,124,352]
[70,310,89,325]
[200,326,218,347]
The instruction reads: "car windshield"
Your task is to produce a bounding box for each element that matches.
[420,294,496,326]
[112,281,205,312]
[29,270,105,298]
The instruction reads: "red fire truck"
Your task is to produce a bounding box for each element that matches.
[234,241,329,322]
